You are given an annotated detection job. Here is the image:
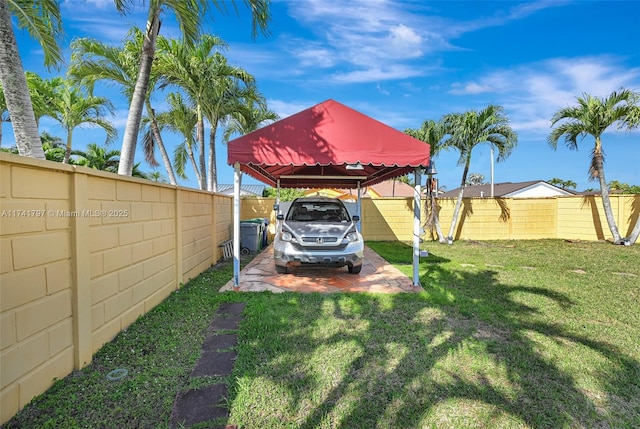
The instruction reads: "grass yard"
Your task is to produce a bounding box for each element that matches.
[3,240,639,428]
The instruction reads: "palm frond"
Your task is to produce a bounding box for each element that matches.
[9,0,63,68]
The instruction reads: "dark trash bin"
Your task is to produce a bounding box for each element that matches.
[240,220,262,253]
[242,218,269,249]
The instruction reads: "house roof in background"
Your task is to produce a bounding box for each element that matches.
[217,184,265,196]
[439,180,576,198]
[305,179,416,199]
[369,180,415,197]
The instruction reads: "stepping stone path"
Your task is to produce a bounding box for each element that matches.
[170,302,245,429]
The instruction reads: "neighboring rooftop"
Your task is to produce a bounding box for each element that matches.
[304,179,416,200]
[439,180,576,198]
[217,184,265,196]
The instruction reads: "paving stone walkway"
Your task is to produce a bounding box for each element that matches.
[220,245,422,293]
[170,302,245,429]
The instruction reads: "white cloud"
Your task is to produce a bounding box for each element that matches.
[447,56,640,136]
[444,0,571,37]
[332,65,426,83]
[267,99,317,119]
[387,24,423,58]
[449,82,495,95]
[376,83,390,95]
[280,0,566,85]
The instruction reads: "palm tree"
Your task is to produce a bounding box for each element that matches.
[25,72,60,126]
[156,34,258,192]
[116,0,271,178]
[466,173,486,186]
[70,28,178,185]
[146,170,168,183]
[155,35,227,189]
[222,92,279,142]
[549,88,640,244]
[405,118,447,243]
[44,79,116,163]
[443,105,518,243]
[40,131,67,162]
[0,0,62,158]
[153,92,201,184]
[131,161,147,179]
[73,143,120,172]
[202,62,259,192]
[548,177,577,190]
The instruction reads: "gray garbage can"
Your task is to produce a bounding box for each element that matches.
[240,221,262,253]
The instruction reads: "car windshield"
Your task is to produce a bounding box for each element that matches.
[286,202,351,222]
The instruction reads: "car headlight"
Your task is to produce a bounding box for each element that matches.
[281,231,293,242]
[345,231,359,242]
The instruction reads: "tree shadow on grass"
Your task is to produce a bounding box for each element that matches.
[229,248,640,428]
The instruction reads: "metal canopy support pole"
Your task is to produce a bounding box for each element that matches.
[276,179,281,206]
[356,181,362,232]
[233,162,242,288]
[413,168,422,288]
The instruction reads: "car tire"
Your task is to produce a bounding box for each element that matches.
[275,265,289,274]
[348,264,362,274]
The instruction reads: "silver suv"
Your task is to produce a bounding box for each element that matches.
[273,197,364,274]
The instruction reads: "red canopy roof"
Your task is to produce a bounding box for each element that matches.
[227,99,430,188]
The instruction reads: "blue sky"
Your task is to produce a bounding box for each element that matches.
[8,0,640,192]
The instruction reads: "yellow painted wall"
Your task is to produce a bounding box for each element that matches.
[241,195,638,242]
[0,153,232,424]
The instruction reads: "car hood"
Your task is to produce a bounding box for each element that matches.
[283,221,356,239]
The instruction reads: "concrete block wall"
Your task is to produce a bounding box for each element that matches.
[214,194,233,258]
[556,194,638,241]
[181,189,214,283]
[88,174,178,357]
[433,195,635,242]
[242,194,638,242]
[0,154,233,424]
[362,198,415,241]
[0,158,75,424]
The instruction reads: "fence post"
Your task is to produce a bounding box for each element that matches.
[70,171,92,369]
[175,188,183,287]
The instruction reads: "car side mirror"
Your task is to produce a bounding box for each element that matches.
[276,214,284,220]
[352,215,360,221]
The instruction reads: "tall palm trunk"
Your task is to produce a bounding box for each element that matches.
[196,105,206,190]
[0,3,44,159]
[594,137,621,243]
[207,126,218,192]
[447,160,470,243]
[431,192,445,242]
[145,101,177,185]
[62,130,73,164]
[186,144,201,187]
[118,8,160,176]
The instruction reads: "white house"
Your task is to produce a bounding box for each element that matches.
[439,180,576,198]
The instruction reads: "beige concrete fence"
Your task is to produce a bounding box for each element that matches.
[2,151,638,423]
[243,194,639,242]
[0,153,232,423]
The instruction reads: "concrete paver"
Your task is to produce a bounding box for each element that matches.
[220,245,422,293]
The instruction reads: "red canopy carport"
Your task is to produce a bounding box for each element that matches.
[227,99,430,288]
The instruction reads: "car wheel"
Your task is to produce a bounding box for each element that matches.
[348,264,362,274]
[275,265,289,274]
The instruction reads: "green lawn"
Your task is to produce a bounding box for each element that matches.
[3,240,639,428]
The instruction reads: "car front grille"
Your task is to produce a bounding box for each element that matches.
[301,237,339,243]
[292,242,347,251]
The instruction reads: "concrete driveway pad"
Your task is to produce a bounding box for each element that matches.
[220,245,422,293]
